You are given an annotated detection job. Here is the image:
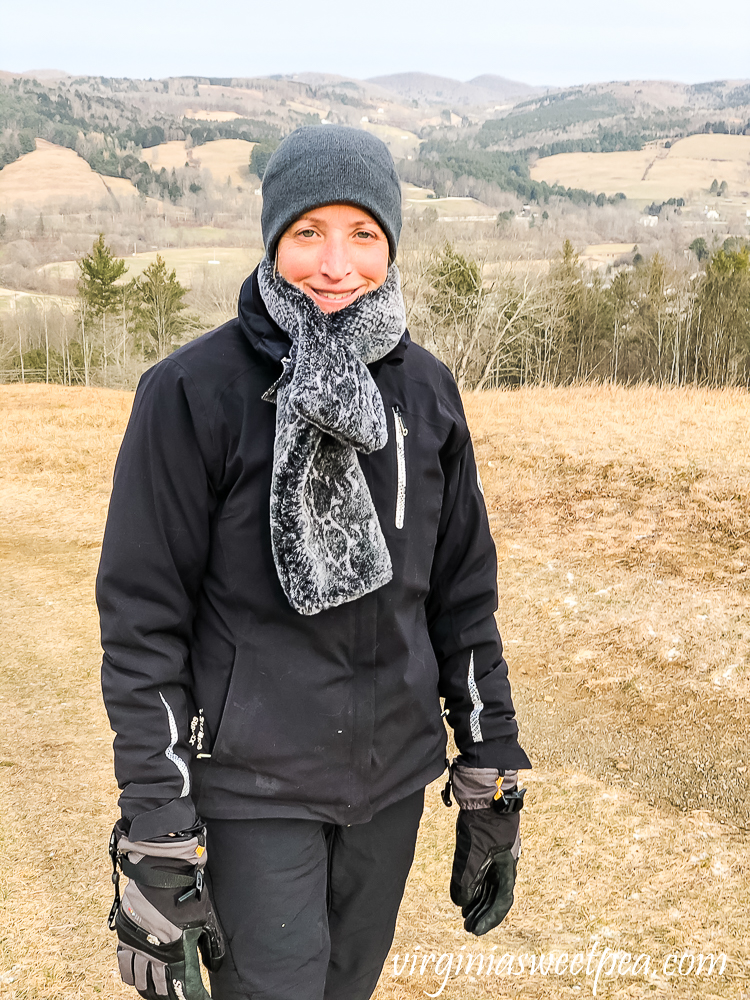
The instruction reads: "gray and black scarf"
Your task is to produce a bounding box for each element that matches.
[258,256,406,616]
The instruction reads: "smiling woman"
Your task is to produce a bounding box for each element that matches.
[98,123,528,1000]
[276,204,390,312]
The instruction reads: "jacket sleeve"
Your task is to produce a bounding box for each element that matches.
[97,359,220,840]
[426,377,531,773]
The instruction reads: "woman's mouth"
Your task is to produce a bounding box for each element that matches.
[309,286,363,307]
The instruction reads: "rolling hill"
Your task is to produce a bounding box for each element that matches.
[140,138,257,187]
[530,133,750,201]
[0,139,141,210]
[1,69,749,220]
[367,72,537,106]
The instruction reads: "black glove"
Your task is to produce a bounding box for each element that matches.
[108,820,225,1000]
[445,764,525,936]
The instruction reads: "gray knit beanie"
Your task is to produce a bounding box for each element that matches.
[261,125,402,262]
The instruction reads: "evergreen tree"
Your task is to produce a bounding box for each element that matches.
[693,247,750,385]
[690,237,709,262]
[77,234,128,384]
[250,140,280,181]
[131,255,196,360]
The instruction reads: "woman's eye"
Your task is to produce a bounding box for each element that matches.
[297,229,317,238]
[355,230,374,239]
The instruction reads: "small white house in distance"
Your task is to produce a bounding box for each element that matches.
[639,215,658,227]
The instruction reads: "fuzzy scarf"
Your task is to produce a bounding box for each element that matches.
[258,256,406,616]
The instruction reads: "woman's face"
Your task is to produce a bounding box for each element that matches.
[276,203,390,313]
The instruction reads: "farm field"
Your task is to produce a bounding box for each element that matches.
[39,246,264,287]
[531,133,750,203]
[403,192,497,219]
[360,122,422,160]
[0,286,76,315]
[0,140,141,211]
[183,109,245,122]
[0,384,747,999]
[140,138,257,187]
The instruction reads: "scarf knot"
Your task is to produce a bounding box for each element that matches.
[258,257,406,615]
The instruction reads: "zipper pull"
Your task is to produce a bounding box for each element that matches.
[394,406,408,436]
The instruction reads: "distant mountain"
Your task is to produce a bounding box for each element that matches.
[366,72,538,107]
[468,75,538,101]
[2,69,69,80]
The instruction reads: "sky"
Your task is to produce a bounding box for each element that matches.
[2,0,749,87]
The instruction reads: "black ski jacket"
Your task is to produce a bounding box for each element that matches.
[98,269,530,841]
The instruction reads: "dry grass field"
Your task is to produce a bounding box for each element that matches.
[183,109,245,122]
[530,134,750,203]
[360,123,422,160]
[0,384,748,999]
[0,287,76,316]
[140,139,257,187]
[0,140,140,211]
[39,246,264,288]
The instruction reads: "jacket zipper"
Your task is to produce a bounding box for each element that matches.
[393,406,408,529]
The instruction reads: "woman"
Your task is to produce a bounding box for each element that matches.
[99,125,530,1000]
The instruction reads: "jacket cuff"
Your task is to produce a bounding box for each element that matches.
[123,798,198,842]
[457,737,531,772]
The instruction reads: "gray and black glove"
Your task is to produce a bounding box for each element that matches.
[445,764,525,936]
[108,820,225,1000]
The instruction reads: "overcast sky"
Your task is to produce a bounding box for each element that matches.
[2,0,748,87]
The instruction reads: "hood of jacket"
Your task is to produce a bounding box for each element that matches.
[237,265,410,371]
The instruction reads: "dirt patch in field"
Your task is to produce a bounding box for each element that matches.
[0,384,747,1000]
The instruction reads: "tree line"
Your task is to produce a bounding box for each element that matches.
[0,80,281,201]
[404,239,750,390]
[1,236,195,386]
[2,235,750,391]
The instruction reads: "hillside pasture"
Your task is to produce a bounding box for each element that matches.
[531,133,750,202]
[38,246,263,288]
[0,286,76,316]
[0,384,746,999]
[404,194,497,219]
[183,109,244,122]
[360,121,422,160]
[286,99,330,118]
[140,138,257,187]
[0,140,140,211]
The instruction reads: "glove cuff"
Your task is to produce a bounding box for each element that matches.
[115,819,207,867]
[451,764,519,810]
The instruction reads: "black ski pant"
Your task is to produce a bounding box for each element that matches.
[206,788,425,1000]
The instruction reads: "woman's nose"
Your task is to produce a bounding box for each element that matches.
[319,236,353,280]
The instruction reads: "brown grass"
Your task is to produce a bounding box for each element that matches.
[183,110,244,122]
[0,384,747,999]
[140,139,257,187]
[40,247,264,289]
[530,134,750,202]
[0,140,139,210]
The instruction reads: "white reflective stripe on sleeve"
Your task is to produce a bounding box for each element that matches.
[467,650,484,743]
[393,407,407,529]
[159,692,191,797]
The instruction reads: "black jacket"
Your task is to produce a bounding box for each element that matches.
[98,269,530,841]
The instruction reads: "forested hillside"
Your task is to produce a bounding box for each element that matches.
[1,69,750,389]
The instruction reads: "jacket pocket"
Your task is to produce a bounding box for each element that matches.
[209,633,356,787]
[393,406,408,529]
